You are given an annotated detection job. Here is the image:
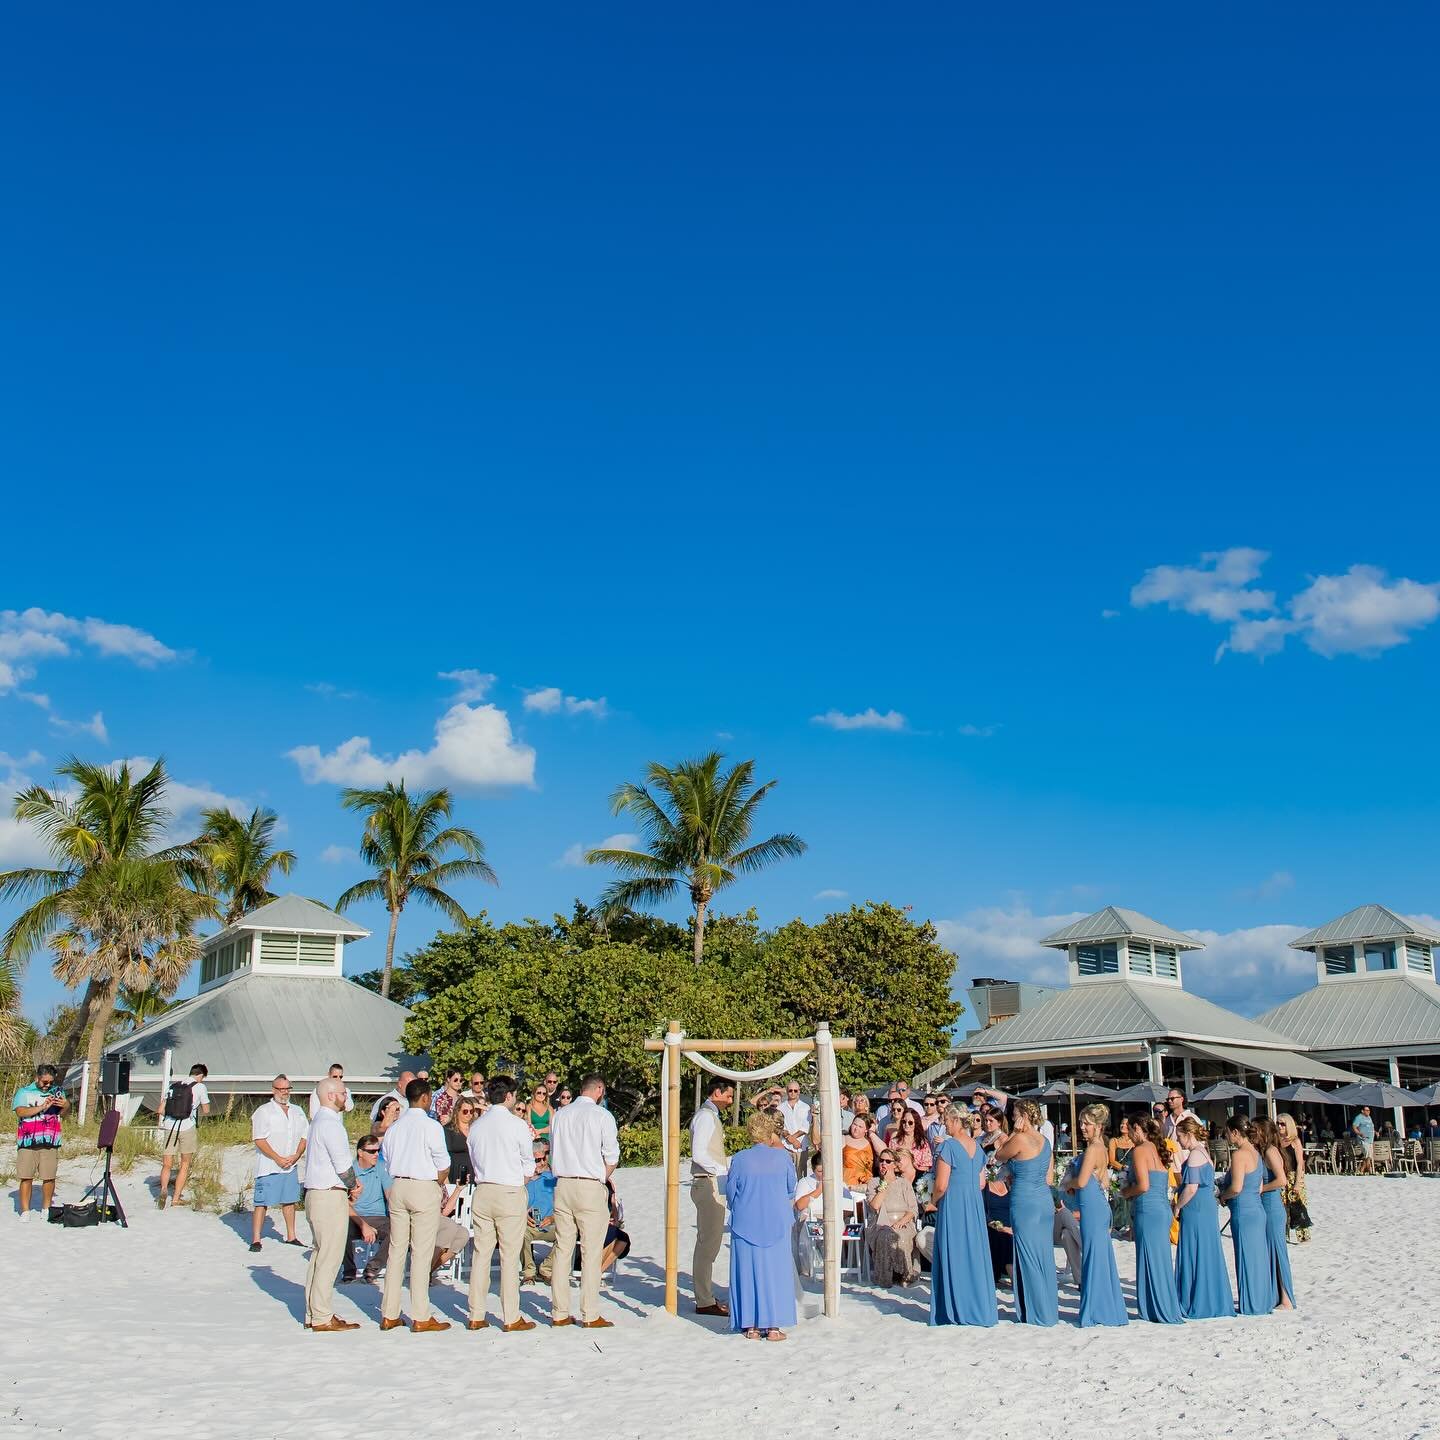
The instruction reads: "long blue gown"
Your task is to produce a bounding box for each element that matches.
[723,1143,797,1333]
[1008,1140,1058,1326]
[1074,1166,1128,1327]
[1224,1160,1271,1316]
[930,1137,998,1327]
[1129,1158,1184,1324]
[1174,1159,1233,1320]
[1261,1158,1297,1309]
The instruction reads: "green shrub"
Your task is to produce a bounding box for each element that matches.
[617,1124,749,1168]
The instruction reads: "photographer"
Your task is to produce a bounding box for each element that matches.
[13,1062,69,1219]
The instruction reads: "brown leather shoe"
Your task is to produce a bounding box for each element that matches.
[502,1318,537,1332]
[466,1319,489,1331]
[694,1302,729,1317]
[307,1317,359,1332]
[379,1317,406,1331]
[580,1318,614,1329]
[550,1317,576,1327]
[412,1318,452,1333]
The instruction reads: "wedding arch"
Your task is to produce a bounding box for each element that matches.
[643,1020,856,1318]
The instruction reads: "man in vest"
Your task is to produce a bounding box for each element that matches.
[690,1076,734,1317]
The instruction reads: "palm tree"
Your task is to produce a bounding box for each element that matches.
[0,757,199,1070]
[335,782,497,999]
[197,805,297,924]
[0,956,30,1063]
[586,753,806,964]
[49,856,211,1115]
[113,984,179,1035]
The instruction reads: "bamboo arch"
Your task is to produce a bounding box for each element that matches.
[644,1020,857,1318]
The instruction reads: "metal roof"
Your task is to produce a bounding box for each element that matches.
[1287,904,1440,950]
[1179,1041,1358,1084]
[1256,975,1440,1052]
[204,893,370,952]
[101,970,420,1092]
[1038,906,1204,951]
[966,979,1302,1056]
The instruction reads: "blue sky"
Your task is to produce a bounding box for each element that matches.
[3,4,1438,1024]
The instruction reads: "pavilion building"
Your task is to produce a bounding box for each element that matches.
[99,893,422,1116]
[1258,904,1440,1096]
[927,905,1355,1095]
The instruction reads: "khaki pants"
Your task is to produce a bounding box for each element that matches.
[468,1183,527,1325]
[521,1221,554,1280]
[383,1178,442,1323]
[550,1177,610,1324]
[690,1175,726,1308]
[304,1189,349,1327]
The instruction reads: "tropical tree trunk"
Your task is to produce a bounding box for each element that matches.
[381,904,401,999]
[83,976,122,1120]
[54,978,102,1072]
[692,899,707,965]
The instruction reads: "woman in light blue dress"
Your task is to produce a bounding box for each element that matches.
[1220,1116,1273,1316]
[994,1100,1057,1326]
[1119,1116,1184,1324]
[1255,1117,1297,1310]
[723,1110,797,1341]
[1062,1103,1128,1327]
[1172,1117,1234,1320]
[928,1105,998,1327]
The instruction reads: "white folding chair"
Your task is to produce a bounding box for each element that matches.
[445,1184,474,1285]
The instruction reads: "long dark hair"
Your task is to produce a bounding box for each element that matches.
[1225,1114,1255,1144]
[895,1107,924,1146]
[1131,1115,1168,1168]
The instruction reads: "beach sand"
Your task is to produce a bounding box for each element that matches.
[2,1153,1436,1440]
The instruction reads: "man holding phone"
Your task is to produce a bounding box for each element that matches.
[13,1062,69,1219]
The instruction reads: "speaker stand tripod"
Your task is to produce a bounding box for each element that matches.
[83,1107,128,1226]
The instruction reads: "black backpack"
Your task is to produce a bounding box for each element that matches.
[163,1081,195,1121]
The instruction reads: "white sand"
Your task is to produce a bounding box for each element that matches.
[2,1153,1437,1440]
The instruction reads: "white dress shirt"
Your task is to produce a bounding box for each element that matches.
[549,1095,620,1180]
[304,1106,354,1190]
[467,1103,536,1187]
[251,1099,307,1178]
[690,1099,728,1178]
[380,1105,450,1180]
[309,1085,354,1119]
[778,1098,812,1153]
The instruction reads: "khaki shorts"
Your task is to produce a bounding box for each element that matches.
[17,1147,60,1181]
[161,1126,198,1156]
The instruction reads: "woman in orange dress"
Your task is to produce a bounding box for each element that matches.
[842,1115,881,1188]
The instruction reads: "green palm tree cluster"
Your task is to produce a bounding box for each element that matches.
[336,782,496,999]
[587,753,806,964]
[196,805,297,924]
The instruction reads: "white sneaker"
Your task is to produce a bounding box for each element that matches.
[19,1210,32,1223]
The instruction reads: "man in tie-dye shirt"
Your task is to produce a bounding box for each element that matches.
[14,1062,69,1218]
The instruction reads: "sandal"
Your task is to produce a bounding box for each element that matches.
[765,1329,787,1342]
[743,1328,762,1341]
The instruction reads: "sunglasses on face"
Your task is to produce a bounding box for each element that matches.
[359,1147,379,1156]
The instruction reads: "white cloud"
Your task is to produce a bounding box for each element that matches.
[288,702,536,789]
[1100,609,1119,620]
[17,690,49,709]
[936,904,1083,988]
[439,669,496,702]
[1290,567,1440,658]
[811,708,907,732]
[0,608,181,667]
[49,710,108,744]
[815,888,848,901]
[958,723,1000,739]
[524,687,608,719]
[1240,870,1294,902]
[557,833,639,868]
[319,844,355,865]
[1131,552,1440,662]
[0,751,49,865]
[306,681,359,701]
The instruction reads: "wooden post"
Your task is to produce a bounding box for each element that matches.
[663,1021,682,1316]
[814,1023,842,1319]
[1068,1076,1077,1155]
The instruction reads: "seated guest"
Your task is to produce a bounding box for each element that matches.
[842,1115,882,1189]
[342,1133,393,1283]
[793,1154,823,1218]
[445,1097,477,1185]
[434,1185,472,1278]
[601,1180,631,1274]
[1053,1196,1081,1288]
[865,1149,919,1287]
[522,1139,557,1284]
[983,1163,1014,1285]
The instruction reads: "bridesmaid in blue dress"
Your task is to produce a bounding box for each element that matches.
[723,1110,797,1341]
[1061,1103,1128,1327]
[1255,1117,1297,1310]
[1220,1116,1273,1316]
[1119,1116,1184,1324]
[1172,1117,1234,1320]
[994,1100,1058,1326]
[928,1104,998,1327]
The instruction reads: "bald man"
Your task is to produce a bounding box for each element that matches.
[303,1079,361,1332]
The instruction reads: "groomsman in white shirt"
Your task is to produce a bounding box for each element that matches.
[466,1075,538,1332]
[303,1079,361,1332]
[548,1073,620,1329]
[689,1077,733,1317]
[378,1078,452,1333]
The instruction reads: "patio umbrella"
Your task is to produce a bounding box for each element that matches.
[1329,1081,1426,1108]
[1019,1080,1117,1100]
[1272,1082,1335,1104]
[1190,1080,1263,1103]
[1405,1081,1440,1106]
[1112,1081,1170,1103]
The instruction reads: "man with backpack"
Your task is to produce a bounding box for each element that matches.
[157,1063,211,1209]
